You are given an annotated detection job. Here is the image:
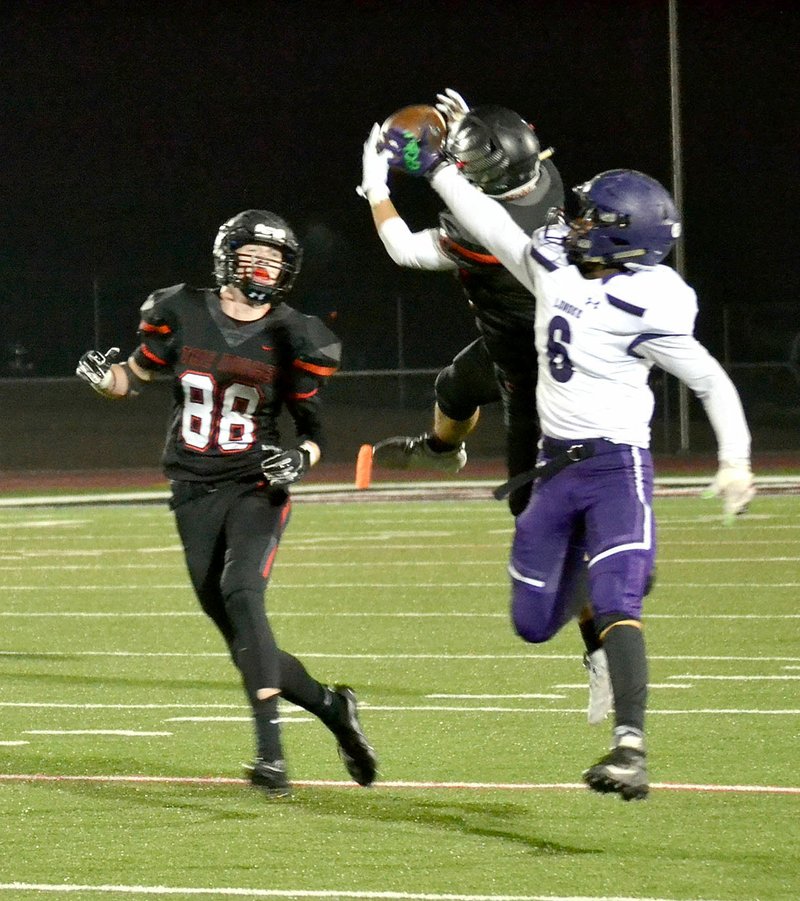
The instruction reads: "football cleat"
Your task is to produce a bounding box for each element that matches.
[584,648,614,725]
[244,758,292,798]
[331,685,378,787]
[583,732,648,801]
[372,434,467,473]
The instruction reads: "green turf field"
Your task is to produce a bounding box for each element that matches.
[0,493,798,901]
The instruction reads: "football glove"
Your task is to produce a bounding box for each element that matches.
[76,346,120,393]
[703,461,755,525]
[261,445,311,487]
[356,122,391,205]
[435,87,470,129]
[380,126,447,178]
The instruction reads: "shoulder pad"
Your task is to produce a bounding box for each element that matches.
[280,306,342,373]
[604,267,697,333]
[139,283,188,316]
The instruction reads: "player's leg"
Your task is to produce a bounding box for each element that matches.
[580,447,655,800]
[220,486,294,795]
[277,652,377,786]
[372,338,497,472]
[495,365,538,517]
[170,484,292,794]
[508,477,581,644]
[226,487,377,787]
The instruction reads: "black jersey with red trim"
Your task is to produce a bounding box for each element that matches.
[132,284,341,482]
[437,158,564,369]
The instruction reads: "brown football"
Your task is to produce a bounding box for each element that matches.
[380,104,447,168]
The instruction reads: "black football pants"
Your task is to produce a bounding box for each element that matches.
[435,337,539,515]
[171,480,290,704]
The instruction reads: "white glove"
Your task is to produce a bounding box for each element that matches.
[435,87,470,129]
[76,346,120,394]
[356,122,391,206]
[703,461,755,524]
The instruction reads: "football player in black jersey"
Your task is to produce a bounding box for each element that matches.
[363,93,562,518]
[77,210,377,797]
[359,93,613,728]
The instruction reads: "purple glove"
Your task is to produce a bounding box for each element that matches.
[380,126,446,177]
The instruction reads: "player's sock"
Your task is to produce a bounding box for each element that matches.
[425,435,461,453]
[578,613,602,655]
[253,695,283,761]
[278,650,346,728]
[598,619,648,732]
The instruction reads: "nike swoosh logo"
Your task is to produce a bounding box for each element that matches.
[262,345,274,351]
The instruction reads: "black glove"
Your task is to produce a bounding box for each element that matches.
[76,346,120,392]
[261,445,311,487]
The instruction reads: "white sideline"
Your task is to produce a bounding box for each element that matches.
[0,772,797,795]
[2,473,800,508]
[0,883,733,901]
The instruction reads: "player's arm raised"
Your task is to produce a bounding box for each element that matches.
[380,126,533,288]
[358,123,453,271]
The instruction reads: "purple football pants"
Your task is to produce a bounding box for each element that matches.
[510,441,655,643]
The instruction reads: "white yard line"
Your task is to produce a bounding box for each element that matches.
[0,652,798,662]
[0,610,798,619]
[0,774,796,798]
[0,701,797,715]
[0,881,740,900]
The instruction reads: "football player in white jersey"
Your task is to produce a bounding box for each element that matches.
[379,128,754,800]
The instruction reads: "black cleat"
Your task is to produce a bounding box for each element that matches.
[372,434,467,473]
[583,741,648,801]
[244,758,292,798]
[332,685,378,786]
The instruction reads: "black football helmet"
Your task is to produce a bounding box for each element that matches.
[445,105,544,199]
[213,210,302,305]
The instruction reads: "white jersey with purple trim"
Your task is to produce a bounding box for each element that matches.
[430,164,751,460]
[527,223,697,446]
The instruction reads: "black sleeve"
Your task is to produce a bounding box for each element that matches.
[131,285,182,373]
[283,314,342,451]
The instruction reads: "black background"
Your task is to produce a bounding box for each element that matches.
[1,0,796,377]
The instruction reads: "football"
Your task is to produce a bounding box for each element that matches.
[380,104,447,168]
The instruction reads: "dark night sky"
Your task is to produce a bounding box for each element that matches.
[1,0,797,376]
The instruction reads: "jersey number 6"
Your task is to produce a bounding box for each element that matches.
[547,315,574,383]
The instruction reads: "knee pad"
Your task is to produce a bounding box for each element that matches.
[511,583,567,644]
[434,364,479,422]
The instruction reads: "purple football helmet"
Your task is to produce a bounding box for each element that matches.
[566,169,681,268]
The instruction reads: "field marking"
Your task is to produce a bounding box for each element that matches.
[164,716,314,723]
[555,683,693,690]
[7,554,800,565]
[1,701,797,716]
[1,610,799,620]
[671,674,800,681]
[1,652,798,663]
[426,694,565,700]
[23,730,173,737]
[9,582,800,591]
[0,773,797,799]
[0,883,739,901]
